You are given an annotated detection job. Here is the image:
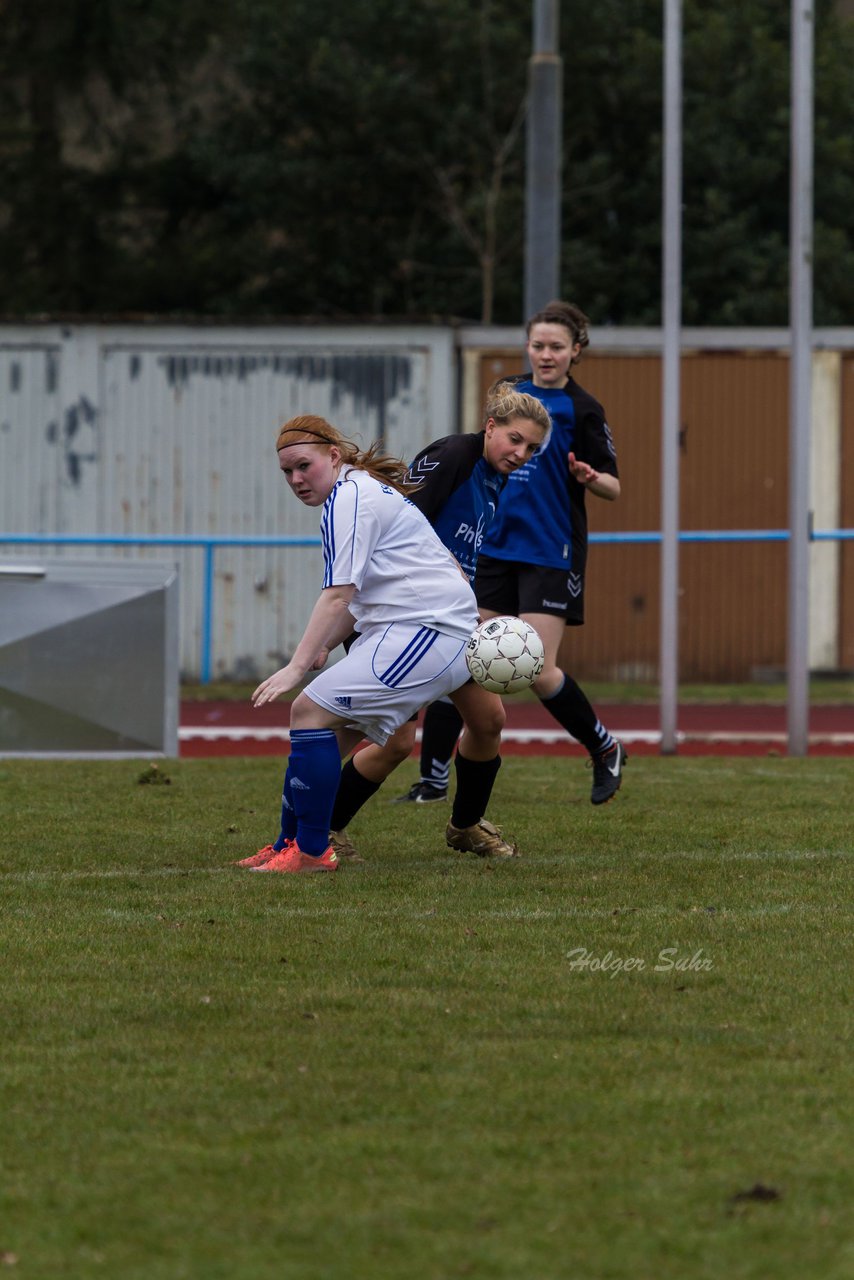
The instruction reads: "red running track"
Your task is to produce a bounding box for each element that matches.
[179,700,854,758]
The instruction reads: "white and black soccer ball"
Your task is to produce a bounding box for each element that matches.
[465,615,545,695]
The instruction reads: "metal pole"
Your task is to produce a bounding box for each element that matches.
[788,0,813,756]
[660,0,682,754]
[524,0,562,319]
[201,542,215,685]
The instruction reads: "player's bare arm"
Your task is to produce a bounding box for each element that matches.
[252,584,356,706]
[568,451,620,501]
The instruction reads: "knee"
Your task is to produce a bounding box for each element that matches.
[289,692,320,729]
[484,701,506,737]
[468,698,505,740]
[385,721,417,766]
[532,666,563,699]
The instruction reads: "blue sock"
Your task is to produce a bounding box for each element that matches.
[273,770,298,850]
[287,728,341,856]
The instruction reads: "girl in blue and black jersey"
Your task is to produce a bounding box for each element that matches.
[409,301,628,808]
[477,300,627,805]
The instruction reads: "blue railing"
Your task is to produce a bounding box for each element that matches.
[2,529,852,682]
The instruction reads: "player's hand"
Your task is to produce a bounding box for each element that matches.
[568,451,600,486]
[252,665,301,707]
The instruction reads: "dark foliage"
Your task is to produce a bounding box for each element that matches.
[0,0,852,324]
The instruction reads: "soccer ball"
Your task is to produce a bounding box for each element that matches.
[465,616,545,695]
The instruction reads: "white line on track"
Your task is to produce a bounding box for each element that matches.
[178,726,854,746]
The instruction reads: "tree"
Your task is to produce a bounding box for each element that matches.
[0,0,852,324]
[0,0,239,312]
[203,0,531,320]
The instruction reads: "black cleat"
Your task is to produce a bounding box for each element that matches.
[392,781,448,804]
[590,741,628,805]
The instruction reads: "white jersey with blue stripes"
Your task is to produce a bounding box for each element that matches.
[320,466,477,641]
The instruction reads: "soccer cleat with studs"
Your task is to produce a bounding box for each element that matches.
[589,740,628,806]
[392,781,449,804]
[251,843,339,873]
[235,841,289,869]
[445,818,519,859]
[329,829,363,863]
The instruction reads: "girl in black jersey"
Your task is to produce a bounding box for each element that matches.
[409,301,627,807]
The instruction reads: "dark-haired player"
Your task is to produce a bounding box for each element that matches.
[407,301,627,807]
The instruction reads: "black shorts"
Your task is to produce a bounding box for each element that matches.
[474,554,585,626]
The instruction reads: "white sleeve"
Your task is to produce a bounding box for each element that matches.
[321,477,383,590]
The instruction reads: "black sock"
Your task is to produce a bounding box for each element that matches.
[419,701,464,789]
[450,753,501,830]
[329,757,381,831]
[539,676,613,757]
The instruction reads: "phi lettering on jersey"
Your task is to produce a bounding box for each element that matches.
[455,513,487,550]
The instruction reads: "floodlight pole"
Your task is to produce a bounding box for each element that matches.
[524,0,562,318]
[787,0,813,757]
[660,0,682,754]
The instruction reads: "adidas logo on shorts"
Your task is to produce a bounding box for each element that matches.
[334,695,352,708]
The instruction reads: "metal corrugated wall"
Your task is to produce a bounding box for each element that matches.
[841,354,854,670]
[1,325,454,679]
[678,352,789,682]
[562,352,669,682]
[2,345,64,531]
[3,324,850,684]
[477,344,844,682]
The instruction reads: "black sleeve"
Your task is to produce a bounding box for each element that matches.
[406,433,485,526]
[572,391,619,479]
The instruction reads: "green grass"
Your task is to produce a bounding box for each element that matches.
[1,755,852,1279]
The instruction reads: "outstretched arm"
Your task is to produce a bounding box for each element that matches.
[568,452,620,501]
[252,584,356,706]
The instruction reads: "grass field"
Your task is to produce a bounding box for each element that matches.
[1,754,852,1279]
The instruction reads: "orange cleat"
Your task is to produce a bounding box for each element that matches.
[251,844,339,873]
[235,841,290,869]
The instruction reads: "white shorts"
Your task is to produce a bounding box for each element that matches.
[303,622,470,746]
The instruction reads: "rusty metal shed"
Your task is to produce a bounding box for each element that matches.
[461,326,854,683]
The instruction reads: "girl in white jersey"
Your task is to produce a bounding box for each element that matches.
[237,415,512,873]
[327,387,549,861]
